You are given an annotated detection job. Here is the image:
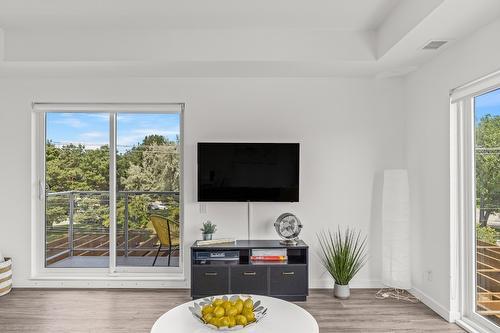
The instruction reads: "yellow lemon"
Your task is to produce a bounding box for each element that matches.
[245,311,255,323]
[213,306,225,318]
[222,301,232,312]
[203,312,214,323]
[213,298,224,307]
[219,316,230,327]
[202,305,214,315]
[235,314,248,326]
[242,308,253,317]
[235,300,244,314]
[228,316,236,327]
[227,306,238,317]
[209,317,219,327]
[243,298,253,310]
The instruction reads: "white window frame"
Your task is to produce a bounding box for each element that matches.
[451,72,500,333]
[31,103,185,281]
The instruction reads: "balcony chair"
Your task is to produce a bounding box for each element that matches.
[150,215,180,266]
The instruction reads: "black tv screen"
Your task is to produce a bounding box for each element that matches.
[197,143,299,202]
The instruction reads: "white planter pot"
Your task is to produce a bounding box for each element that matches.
[334,283,350,299]
[202,233,213,241]
[0,257,12,296]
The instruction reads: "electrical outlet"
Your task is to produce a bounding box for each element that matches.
[426,270,433,282]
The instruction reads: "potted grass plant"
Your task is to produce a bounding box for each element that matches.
[317,227,367,299]
[201,220,217,240]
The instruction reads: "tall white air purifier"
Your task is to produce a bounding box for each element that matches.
[381,169,411,290]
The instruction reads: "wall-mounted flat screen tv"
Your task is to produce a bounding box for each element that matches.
[197,142,300,202]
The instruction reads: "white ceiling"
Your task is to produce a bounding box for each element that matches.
[0,0,499,77]
[0,0,399,30]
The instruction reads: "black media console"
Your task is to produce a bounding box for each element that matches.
[190,240,308,301]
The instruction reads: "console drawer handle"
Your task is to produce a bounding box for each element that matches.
[282,271,295,276]
[204,272,218,276]
[243,272,257,276]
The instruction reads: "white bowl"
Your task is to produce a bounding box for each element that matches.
[189,294,268,331]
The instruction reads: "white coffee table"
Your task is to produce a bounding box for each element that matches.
[151,295,318,333]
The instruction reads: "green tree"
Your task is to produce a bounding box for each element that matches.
[476,114,500,227]
[117,135,172,189]
[46,142,110,227]
[45,135,180,231]
[476,224,497,244]
[46,141,109,192]
[116,195,152,229]
[121,142,180,192]
[74,195,110,227]
[120,139,180,229]
[142,134,168,146]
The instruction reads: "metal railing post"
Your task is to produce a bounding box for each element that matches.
[124,192,129,257]
[68,192,74,257]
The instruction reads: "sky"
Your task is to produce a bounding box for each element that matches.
[46,113,180,151]
[475,87,500,124]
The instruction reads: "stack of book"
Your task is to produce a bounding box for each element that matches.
[250,249,287,263]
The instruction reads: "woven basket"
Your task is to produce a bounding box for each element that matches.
[0,257,12,296]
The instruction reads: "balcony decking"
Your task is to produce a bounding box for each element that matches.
[46,231,179,268]
[477,240,500,325]
[48,255,179,268]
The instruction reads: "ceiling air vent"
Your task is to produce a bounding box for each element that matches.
[422,40,448,50]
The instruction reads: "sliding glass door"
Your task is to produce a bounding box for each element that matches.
[42,107,182,271]
[473,89,500,327]
[45,113,111,268]
[115,113,180,267]
[453,79,500,331]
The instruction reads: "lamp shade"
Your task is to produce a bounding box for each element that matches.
[382,169,411,289]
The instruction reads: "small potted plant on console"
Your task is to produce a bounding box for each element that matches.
[201,220,217,240]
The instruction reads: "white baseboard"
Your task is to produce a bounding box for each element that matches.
[410,287,454,322]
[15,277,188,289]
[449,310,461,322]
[17,278,382,290]
[15,281,188,288]
[310,278,384,289]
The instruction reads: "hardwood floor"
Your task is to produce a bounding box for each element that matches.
[0,288,464,332]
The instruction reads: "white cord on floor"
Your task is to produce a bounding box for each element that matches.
[375,288,419,303]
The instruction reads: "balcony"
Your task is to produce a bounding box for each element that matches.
[45,190,180,268]
[477,239,500,325]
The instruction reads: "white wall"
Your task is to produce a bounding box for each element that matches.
[404,17,500,318]
[0,77,405,288]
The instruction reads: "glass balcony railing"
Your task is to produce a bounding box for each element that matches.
[45,190,180,268]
